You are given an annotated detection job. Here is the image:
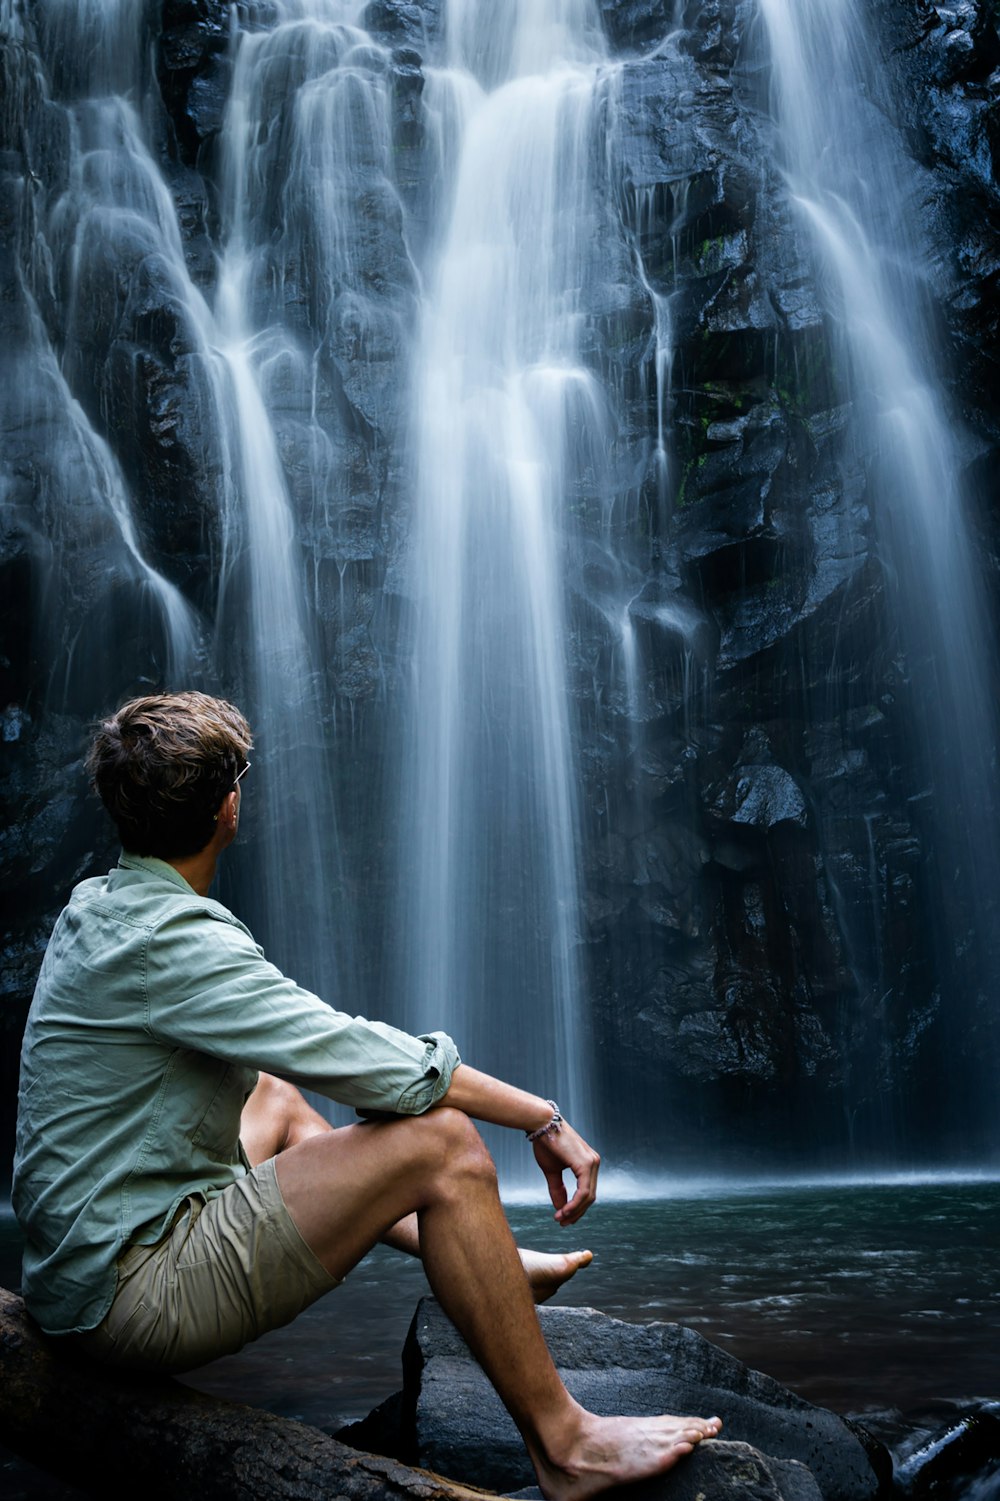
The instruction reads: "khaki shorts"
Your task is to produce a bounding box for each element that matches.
[72,1157,340,1374]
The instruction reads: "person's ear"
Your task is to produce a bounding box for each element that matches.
[216,789,239,832]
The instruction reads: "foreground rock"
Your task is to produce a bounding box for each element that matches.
[343,1299,888,1501]
[0,1282,861,1501]
[0,1287,487,1501]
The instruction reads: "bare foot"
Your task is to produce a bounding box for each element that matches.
[534,1409,724,1501]
[519,1248,593,1303]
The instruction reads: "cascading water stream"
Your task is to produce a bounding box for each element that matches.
[31,0,144,99]
[5,2,201,694]
[398,0,614,1164]
[207,6,377,997]
[624,180,684,525]
[758,0,1000,1136]
[34,309,201,691]
[21,0,366,1001]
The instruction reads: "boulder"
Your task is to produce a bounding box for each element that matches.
[0,1286,490,1501]
[894,1404,1000,1498]
[352,1299,887,1501]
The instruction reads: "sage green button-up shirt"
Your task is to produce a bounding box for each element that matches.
[12,853,459,1336]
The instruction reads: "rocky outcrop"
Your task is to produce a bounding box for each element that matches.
[0,1285,493,1501]
[564,1,955,1157]
[341,1298,889,1501]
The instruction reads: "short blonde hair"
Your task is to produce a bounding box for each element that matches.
[87,692,253,858]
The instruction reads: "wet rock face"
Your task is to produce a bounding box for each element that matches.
[157,0,234,162]
[573,0,1000,1160]
[2,0,1000,1169]
[880,0,1000,446]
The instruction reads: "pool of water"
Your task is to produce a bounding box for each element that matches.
[180,1179,1000,1428]
[2,1180,999,1490]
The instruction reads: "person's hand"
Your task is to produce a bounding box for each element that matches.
[531,1118,600,1225]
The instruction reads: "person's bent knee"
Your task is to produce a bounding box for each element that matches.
[254,1072,300,1109]
[418,1107,496,1183]
[250,1074,330,1146]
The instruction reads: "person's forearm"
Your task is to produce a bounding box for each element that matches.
[440,1066,599,1225]
[435,1063,555,1134]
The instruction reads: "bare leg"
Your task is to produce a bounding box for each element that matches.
[272,1108,721,1501]
[239,1072,332,1164]
[382,1211,593,1303]
[242,1078,593,1302]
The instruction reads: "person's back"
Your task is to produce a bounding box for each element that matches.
[14,856,256,1333]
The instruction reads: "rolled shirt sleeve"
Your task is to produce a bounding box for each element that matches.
[143,907,460,1114]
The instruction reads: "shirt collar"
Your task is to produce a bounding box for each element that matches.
[118,851,198,895]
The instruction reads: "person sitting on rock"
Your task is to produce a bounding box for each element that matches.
[13,691,722,1501]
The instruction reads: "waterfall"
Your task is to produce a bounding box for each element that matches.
[758,0,1000,1139]
[395,0,614,1164]
[8,0,1000,1174]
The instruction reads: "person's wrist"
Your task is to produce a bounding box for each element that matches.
[525,1100,563,1143]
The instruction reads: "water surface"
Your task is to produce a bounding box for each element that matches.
[2,1181,997,1445]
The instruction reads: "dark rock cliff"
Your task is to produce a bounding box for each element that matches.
[2,0,999,1173]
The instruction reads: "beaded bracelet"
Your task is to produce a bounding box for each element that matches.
[526,1101,563,1143]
